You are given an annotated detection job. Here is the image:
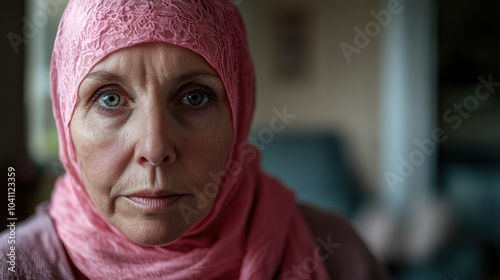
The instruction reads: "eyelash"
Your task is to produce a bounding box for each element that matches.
[90,87,126,113]
[180,86,218,110]
[89,84,219,113]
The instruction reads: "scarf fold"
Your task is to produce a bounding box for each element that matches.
[49,0,328,279]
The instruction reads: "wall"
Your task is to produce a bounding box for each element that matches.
[239,0,383,192]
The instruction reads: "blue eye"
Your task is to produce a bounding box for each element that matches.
[182,90,210,108]
[97,92,121,108]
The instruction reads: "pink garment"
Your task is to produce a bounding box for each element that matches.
[49,0,329,279]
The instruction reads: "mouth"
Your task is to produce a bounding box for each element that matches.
[124,190,187,212]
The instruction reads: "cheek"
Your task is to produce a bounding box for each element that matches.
[180,111,233,203]
[187,127,232,173]
[79,141,126,183]
[71,117,130,210]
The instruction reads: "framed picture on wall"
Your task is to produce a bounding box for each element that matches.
[274,8,311,80]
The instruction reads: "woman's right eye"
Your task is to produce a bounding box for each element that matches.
[96,92,122,109]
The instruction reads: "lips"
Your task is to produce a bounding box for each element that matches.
[124,190,186,211]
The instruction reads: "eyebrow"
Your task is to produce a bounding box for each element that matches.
[176,72,221,84]
[84,70,221,85]
[85,71,128,84]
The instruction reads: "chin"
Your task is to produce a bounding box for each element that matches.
[130,232,183,247]
[114,214,191,246]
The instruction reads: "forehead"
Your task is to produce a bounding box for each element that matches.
[86,43,218,81]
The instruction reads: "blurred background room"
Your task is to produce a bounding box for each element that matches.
[1,0,499,279]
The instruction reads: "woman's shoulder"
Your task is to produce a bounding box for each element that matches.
[298,203,388,280]
[0,202,76,279]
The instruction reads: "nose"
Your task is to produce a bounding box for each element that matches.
[134,104,176,167]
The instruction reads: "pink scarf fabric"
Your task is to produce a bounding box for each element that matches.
[49,0,329,279]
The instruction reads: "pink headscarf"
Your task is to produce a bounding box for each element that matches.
[49,0,328,279]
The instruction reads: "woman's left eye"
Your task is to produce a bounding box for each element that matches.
[182,90,211,108]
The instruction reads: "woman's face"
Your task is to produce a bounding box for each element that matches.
[71,43,233,246]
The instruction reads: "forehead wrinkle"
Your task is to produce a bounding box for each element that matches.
[84,44,222,97]
[85,71,129,85]
[82,49,145,89]
[144,46,178,91]
[146,43,219,86]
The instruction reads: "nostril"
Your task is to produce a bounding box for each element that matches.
[147,155,169,166]
[137,142,176,166]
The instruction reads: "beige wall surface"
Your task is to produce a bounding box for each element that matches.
[240,0,384,192]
